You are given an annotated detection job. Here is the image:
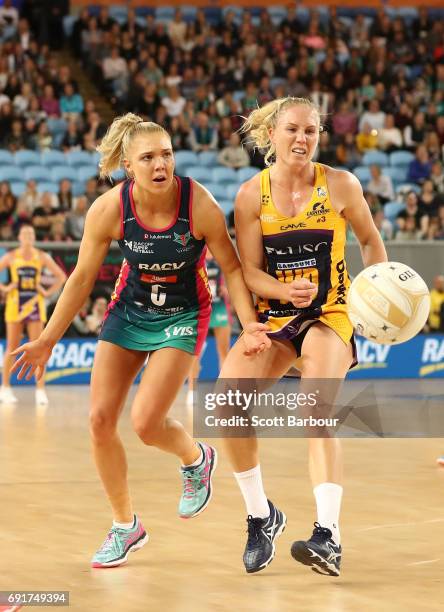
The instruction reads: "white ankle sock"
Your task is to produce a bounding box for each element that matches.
[234,465,269,519]
[113,516,135,530]
[313,482,343,545]
[183,445,203,468]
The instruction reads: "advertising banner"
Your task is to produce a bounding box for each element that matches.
[197,334,444,380]
[0,334,442,385]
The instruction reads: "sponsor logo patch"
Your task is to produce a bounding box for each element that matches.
[144,233,171,240]
[165,325,194,339]
[306,202,330,217]
[260,213,277,222]
[141,274,177,283]
[280,222,307,230]
[124,240,154,254]
[265,241,328,256]
[174,231,191,246]
[139,262,186,271]
[277,258,316,270]
[335,259,347,304]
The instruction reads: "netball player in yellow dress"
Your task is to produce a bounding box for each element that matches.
[220,97,387,576]
[0,224,66,404]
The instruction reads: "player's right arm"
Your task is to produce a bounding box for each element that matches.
[11,189,121,380]
[235,178,316,308]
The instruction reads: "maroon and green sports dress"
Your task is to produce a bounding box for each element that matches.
[99,177,212,355]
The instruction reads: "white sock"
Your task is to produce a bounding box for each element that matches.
[234,465,269,519]
[313,482,343,545]
[183,445,203,468]
[113,516,135,530]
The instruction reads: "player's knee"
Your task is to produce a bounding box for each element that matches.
[132,415,163,445]
[299,353,318,375]
[89,409,118,443]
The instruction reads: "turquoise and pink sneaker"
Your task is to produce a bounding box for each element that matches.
[91,515,148,568]
[179,442,217,519]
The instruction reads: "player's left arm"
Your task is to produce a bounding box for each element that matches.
[192,182,271,354]
[39,252,67,297]
[329,169,388,267]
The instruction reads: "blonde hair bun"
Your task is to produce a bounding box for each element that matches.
[96,113,169,179]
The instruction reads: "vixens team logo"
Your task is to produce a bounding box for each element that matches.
[174,231,191,246]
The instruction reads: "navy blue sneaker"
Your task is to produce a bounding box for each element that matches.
[291,522,341,576]
[243,500,287,573]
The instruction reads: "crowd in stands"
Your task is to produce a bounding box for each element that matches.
[0,0,110,242]
[0,4,443,243]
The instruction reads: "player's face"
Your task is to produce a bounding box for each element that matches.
[18,226,35,247]
[271,105,320,167]
[126,133,175,193]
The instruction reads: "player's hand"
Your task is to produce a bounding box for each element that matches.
[10,338,54,381]
[283,278,317,308]
[242,321,272,356]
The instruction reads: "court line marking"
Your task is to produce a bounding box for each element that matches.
[407,559,440,566]
[357,517,444,532]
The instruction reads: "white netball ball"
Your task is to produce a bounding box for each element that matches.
[347,262,430,345]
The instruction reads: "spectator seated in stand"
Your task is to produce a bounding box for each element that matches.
[86,296,109,335]
[31,191,63,240]
[394,215,423,241]
[217,133,250,169]
[377,114,403,152]
[0,180,16,227]
[65,195,88,240]
[60,83,84,121]
[189,112,218,152]
[407,145,432,184]
[366,165,395,204]
[396,190,427,236]
[356,122,378,154]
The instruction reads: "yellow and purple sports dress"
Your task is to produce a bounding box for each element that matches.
[257,163,356,361]
[5,248,46,323]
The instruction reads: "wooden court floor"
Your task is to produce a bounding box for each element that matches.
[0,385,443,612]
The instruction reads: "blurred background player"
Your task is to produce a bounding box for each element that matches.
[0,224,66,405]
[430,275,444,466]
[187,249,232,405]
[428,275,444,333]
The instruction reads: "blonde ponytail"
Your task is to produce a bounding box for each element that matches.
[96,113,170,179]
[241,97,321,166]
